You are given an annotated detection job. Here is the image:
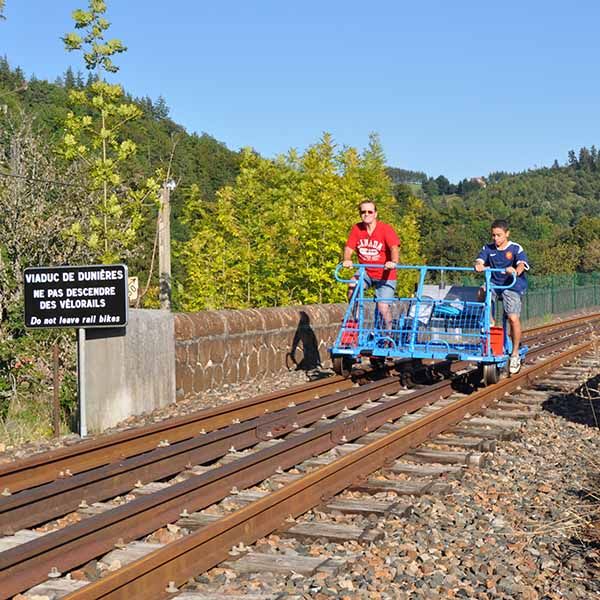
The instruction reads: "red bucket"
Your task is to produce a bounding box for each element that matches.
[490,326,504,356]
[341,319,358,346]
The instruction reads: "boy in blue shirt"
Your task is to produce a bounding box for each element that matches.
[474,219,530,374]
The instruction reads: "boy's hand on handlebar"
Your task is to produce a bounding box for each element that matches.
[505,266,516,275]
[342,260,353,269]
[474,262,485,272]
[384,261,396,270]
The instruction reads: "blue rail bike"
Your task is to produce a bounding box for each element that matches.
[329,264,528,386]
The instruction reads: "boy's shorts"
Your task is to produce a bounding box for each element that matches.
[492,289,522,316]
[351,272,397,299]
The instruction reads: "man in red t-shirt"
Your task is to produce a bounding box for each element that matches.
[342,200,400,329]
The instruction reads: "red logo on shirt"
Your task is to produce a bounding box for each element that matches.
[505,251,513,260]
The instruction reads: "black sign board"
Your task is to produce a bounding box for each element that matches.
[24,264,128,329]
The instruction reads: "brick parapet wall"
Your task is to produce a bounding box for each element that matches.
[174,303,346,399]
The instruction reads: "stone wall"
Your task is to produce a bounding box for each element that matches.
[174,303,346,399]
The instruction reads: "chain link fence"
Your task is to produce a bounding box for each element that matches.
[458,271,600,325]
[522,272,600,324]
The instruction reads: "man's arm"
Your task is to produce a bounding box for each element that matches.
[474,258,485,272]
[508,262,526,276]
[385,245,399,270]
[384,226,401,270]
[342,246,354,268]
[507,245,530,276]
[474,245,489,272]
[515,246,530,275]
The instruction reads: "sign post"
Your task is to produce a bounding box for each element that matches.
[77,328,87,437]
[24,264,128,437]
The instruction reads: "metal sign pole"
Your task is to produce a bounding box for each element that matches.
[77,328,87,437]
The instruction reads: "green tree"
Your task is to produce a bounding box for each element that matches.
[0,115,89,433]
[422,177,439,197]
[435,175,450,195]
[530,242,580,275]
[62,0,126,74]
[176,134,421,310]
[61,1,160,262]
[580,239,600,272]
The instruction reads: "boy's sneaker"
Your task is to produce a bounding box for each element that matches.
[509,355,521,374]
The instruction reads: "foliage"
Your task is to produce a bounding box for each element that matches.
[0,56,242,303]
[61,2,162,264]
[0,114,85,431]
[59,80,161,263]
[62,0,126,74]
[386,166,427,185]
[176,134,422,310]
[418,147,600,276]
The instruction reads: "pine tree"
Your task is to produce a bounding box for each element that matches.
[64,66,76,89]
[578,147,592,170]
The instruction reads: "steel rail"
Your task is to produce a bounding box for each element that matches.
[3,316,589,535]
[525,313,600,337]
[0,382,453,597]
[0,329,593,598]
[0,378,401,533]
[0,375,352,494]
[61,339,596,600]
[525,315,600,346]
[2,312,598,496]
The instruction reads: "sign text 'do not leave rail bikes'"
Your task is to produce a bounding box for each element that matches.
[23,264,128,329]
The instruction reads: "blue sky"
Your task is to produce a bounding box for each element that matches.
[2,1,599,182]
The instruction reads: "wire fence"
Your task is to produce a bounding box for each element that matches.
[521,273,600,324]
[458,271,600,325]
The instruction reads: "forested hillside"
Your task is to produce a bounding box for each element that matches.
[0,57,243,295]
[5,41,598,307]
[0,39,418,441]
[417,151,600,274]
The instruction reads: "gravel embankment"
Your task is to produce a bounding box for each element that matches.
[188,373,600,599]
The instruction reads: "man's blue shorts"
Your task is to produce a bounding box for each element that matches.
[352,272,396,300]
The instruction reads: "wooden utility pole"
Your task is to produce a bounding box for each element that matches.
[158,181,173,310]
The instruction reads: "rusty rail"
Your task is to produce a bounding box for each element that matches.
[1,315,589,535]
[2,313,598,497]
[0,327,596,598]
[0,377,399,533]
[60,338,596,600]
[0,375,352,494]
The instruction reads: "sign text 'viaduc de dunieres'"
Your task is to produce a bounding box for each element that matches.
[24,265,128,329]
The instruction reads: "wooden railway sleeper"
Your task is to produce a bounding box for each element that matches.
[9,340,596,600]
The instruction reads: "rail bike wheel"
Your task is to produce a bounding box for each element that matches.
[369,356,386,370]
[481,363,500,386]
[332,356,354,377]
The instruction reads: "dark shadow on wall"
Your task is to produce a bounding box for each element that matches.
[287,311,322,373]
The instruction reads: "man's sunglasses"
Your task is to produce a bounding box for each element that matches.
[360,210,375,215]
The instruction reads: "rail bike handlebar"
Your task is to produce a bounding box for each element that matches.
[334,263,516,290]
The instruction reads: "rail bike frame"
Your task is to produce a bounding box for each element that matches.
[330,264,528,382]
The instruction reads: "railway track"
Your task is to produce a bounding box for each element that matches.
[0,375,355,494]
[0,313,596,535]
[1,314,599,599]
[1,312,597,497]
